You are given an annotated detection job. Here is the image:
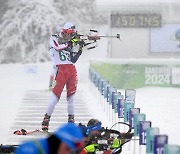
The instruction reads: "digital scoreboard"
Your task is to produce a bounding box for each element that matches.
[111,13,162,28]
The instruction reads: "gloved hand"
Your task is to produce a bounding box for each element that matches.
[67,38,79,47]
[78,40,85,54]
[71,38,80,46]
[78,40,85,47]
[78,49,82,55]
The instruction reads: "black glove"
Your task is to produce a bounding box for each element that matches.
[78,49,82,55]
[78,40,85,47]
[67,41,73,47]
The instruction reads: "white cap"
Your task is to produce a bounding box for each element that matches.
[63,22,74,30]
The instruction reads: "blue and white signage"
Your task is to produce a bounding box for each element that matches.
[124,102,134,122]
[125,89,136,102]
[151,24,180,53]
[129,108,140,128]
[134,114,146,136]
[164,145,180,154]
[146,127,160,153]
[139,121,151,145]
[118,99,125,118]
[154,135,168,154]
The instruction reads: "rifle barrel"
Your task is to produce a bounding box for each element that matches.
[98,34,120,39]
[99,35,117,37]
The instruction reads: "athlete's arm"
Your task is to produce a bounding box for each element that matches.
[70,49,82,63]
[50,36,68,51]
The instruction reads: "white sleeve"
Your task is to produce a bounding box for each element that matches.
[72,44,80,53]
[50,36,68,51]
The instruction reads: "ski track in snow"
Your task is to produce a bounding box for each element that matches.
[7,89,92,145]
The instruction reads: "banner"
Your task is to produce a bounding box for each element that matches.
[90,63,180,89]
[151,24,180,53]
[172,67,180,85]
[24,66,38,74]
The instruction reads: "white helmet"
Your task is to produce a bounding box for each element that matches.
[63,22,75,30]
[62,22,75,34]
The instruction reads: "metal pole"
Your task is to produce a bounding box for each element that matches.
[133,136,136,154]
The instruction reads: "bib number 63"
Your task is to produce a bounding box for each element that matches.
[59,52,70,61]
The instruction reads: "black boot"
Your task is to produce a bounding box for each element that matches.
[42,113,51,131]
[68,115,75,123]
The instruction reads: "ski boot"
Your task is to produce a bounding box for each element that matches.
[68,115,75,123]
[42,113,51,131]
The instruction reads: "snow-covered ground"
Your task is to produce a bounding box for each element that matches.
[0,63,51,143]
[0,64,26,143]
[0,25,180,154]
[136,87,180,144]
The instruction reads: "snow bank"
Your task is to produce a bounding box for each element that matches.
[135,87,180,144]
[0,63,51,143]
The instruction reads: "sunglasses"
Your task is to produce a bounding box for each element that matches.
[62,28,75,34]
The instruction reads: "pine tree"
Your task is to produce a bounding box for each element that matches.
[0,0,8,23]
[0,0,96,63]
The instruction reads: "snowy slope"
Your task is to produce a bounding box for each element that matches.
[0,64,26,143]
[0,63,51,143]
[136,87,180,144]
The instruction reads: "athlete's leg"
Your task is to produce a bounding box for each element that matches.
[48,65,66,116]
[67,94,75,122]
[46,92,60,115]
[66,65,77,97]
[66,65,77,122]
[42,65,66,130]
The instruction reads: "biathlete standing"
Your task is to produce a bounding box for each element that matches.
[42,22,83,131]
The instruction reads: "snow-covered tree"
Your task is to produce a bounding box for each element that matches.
[0,0,96,63]
[0,0,8,23]
[53,0,96,24]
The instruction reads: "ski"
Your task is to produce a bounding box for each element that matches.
[13,129,50,135]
